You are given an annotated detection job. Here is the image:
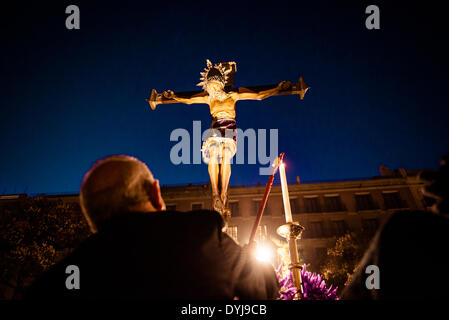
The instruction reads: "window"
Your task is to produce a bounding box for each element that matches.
[308,221,324,238]
[383,191,406,209]
[355,194,377,211]
[226,226,238,243]
[255,225,268,242]
[304,197,321,213]
[362,218,379,235]
[324,195,344,212]
[253,200,270,216]
[191,203,203,210]
[166,204,176,211]
[229,201,240,216]
[332,220,347,237]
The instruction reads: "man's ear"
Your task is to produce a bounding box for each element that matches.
[149,179,166,211]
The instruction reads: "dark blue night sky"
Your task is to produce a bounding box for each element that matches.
[1,1,448,194]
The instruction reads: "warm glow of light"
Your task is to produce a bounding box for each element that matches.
[255,244,273,264]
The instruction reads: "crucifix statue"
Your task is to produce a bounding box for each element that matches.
[147,60,309,221]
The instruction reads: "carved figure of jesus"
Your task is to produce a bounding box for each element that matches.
[162,60,291,216]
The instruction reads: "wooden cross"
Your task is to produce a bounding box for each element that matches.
[146,76,310,110]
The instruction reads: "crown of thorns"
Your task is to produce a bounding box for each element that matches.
[197,59,233,90]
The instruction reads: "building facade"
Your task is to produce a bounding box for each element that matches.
[160,168,429,269]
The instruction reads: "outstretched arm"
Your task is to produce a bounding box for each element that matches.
[236,81,292,101]
[163,90,208,105]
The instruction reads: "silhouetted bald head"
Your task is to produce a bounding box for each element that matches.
[80,155,165,232]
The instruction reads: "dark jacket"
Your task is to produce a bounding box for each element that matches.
[25,210,279,299]
[341,210,449,299]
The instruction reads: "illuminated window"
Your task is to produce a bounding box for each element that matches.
[255,225,268,242]
[227,226,238,243]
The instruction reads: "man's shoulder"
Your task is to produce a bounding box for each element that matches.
[96,210,225,244]
[164,209,222,219]
[174,209,223,225]
[97,209,221,226]
[149,209,224,238]
[125,209,223,227]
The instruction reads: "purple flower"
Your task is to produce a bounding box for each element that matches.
[276,264,339,300]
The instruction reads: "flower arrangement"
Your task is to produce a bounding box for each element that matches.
[276,264,339,300]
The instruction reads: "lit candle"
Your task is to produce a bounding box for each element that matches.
[279,161,293,223]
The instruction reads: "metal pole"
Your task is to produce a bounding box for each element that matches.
[248,153,284,246]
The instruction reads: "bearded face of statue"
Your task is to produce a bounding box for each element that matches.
[206,81,227,100]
